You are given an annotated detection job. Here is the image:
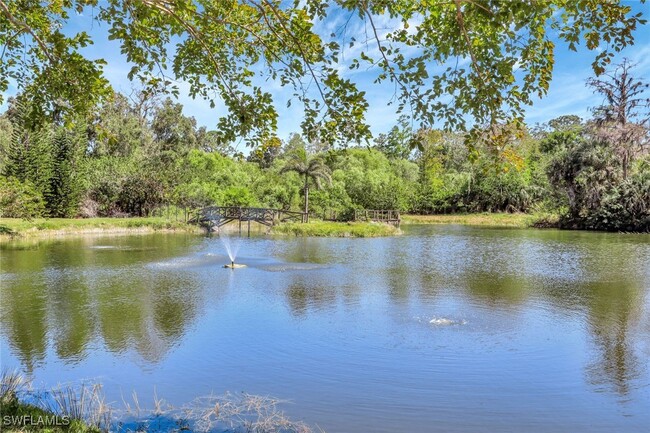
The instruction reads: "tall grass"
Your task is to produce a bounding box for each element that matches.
[41,383,112,430]
[272,221,400,237]
[0,370,26,404]
[1,372,320,433]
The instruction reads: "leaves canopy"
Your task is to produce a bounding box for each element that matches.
[280,147,332,190]
[1,0,646,145]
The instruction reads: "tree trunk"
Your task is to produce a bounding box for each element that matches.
[304,173,309,222]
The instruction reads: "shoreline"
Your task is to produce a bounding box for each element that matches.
[0,217,203,242]
[1,213,554,242]
[270,220,400,237]
[401,212,544,228]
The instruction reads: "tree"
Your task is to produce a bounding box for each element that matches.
[45,123,87,217]
[248,136,282,168]
[0,1,110,126]
[3,122,54,205]
[548,115,584,132]
[0,176,45,218]
[588,59,650,178]
[90,92,153,157]
[280,147,331,220]
[373,116,415,160]
[151,98,199,157]
[2,1,646,146]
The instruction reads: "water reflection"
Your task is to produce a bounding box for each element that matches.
[0,228,649,432]
[585,280,644,397]
[0,235,204,369]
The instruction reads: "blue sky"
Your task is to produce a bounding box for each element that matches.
[4,1,650,141]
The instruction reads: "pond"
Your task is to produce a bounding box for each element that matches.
[1,225,649,432]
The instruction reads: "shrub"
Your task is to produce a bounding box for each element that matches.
[0,176,45,219]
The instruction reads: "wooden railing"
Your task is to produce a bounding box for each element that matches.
[192,206,308,235]
[354,209,401,226]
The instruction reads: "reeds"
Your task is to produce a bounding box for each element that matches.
[0,369,27,404]
[1,371,318,433]
[41,382,112,430]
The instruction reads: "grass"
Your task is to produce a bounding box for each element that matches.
[0,217,202,240]
[401,212,538,228]
[271,220,400,237]
[1,371,315,433]
[1,371,103,433]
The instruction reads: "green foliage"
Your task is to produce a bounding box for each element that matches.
[0,1,110,126]
[410,128,547,214]
[90,93,153,157]
[248,136,282,169]
[332,148,417,212]
[3,122,54,199]
[544,130,649,232]
[373,116,415,159]
[45,124,87,217]
[117,172,165,217]
[82,156,137,216]
[280,146,332,215]
[3,102,87,217]
[1,59,648,232]
[2,0,645,146]
[0,176,45,218]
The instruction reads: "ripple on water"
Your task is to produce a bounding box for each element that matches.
[428,317,468,326]
[259,263,330,272]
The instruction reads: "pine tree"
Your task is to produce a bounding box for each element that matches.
[45,124,86,217]
[4,125,54,206]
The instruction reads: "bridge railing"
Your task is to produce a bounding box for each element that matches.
[193,206,308,226]
[354,209,401,226]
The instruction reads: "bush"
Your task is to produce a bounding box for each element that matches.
[0,176,45,219]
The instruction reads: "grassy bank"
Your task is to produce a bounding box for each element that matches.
[272,220,400,237]
[1,400,99,433]
[0,217,202,239]
[401,213,551,228]
[0,372,315,433]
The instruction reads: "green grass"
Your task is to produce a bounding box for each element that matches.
[0,399,99,433]
[271,220,400,237]
[401,213,538,228]
[0,217,201,239]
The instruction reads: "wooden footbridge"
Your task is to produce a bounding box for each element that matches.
[192,206,400,236]
[354,209,401,226]
[193,206,307,235]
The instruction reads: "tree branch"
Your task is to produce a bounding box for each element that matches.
[0,0,54,63]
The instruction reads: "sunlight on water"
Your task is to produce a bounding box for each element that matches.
[1,227,649,433]
[428,317,468,326]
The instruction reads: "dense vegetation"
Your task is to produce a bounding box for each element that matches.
[0,61,648,232]
[1,1,644,146]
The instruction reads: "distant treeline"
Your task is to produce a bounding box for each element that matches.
[0,61,648,232]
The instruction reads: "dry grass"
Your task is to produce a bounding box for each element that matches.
[41,383,112,430]
[1,370,27,404]
[181,393,312,433]
[1,372,320,433]
[401,213,534,228]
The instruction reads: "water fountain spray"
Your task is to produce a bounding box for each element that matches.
[220,232,246,268]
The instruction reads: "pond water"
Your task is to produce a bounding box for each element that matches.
[1,225,649,432]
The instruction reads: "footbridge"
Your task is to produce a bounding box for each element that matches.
[193,206,307,234]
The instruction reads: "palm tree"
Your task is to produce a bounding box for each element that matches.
[280,148,332,221]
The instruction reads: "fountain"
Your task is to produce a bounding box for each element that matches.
[220,231,246,269]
